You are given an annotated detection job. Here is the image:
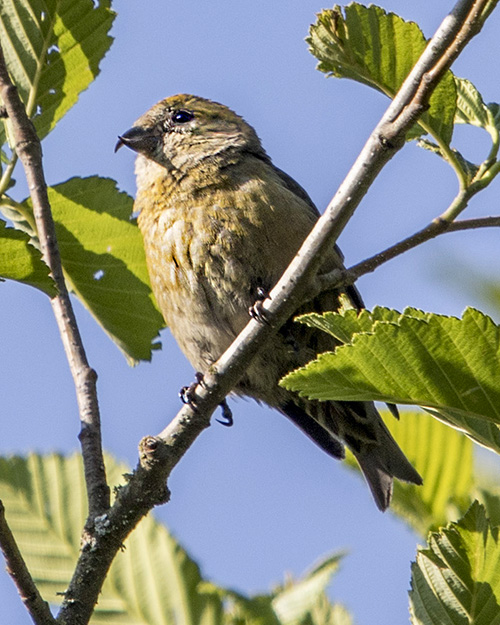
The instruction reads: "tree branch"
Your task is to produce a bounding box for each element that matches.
[444,216,500,230]
[0,501,56,625]
[318,216,500,293]
[51,1,494,624]
[0,45,110,518]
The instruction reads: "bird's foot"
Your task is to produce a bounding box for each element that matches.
[215,399,233,427]
[179,371,205,407]
[249,286,271,324]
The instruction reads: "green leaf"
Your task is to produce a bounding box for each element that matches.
[0,453,224,625]
[454,77,500,145]
[22,176,165,363]
[210,585,280,625]
[0,0,115,145]
[455,78,493,130]
[0,201,38,240]
[281,308,500,454]
[409,502,500,625]
[272,553,344,625]
[296,306,401,344]
[0,453,351,625]
[209,552,345,625]
[0,218,56,294]
[307,4,456,144]
[489,103,500,132]
[345,411,474,536]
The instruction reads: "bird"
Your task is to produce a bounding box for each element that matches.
[116,94,422,510]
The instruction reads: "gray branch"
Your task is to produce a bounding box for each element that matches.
[317,216,500,294]
[0,46,109,519]
[0,501,55,625]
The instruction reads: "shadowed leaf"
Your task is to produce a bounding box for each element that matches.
[22,177,165,363]
[0,218,56,294]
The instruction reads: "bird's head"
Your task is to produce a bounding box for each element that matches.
[116,94,266,172]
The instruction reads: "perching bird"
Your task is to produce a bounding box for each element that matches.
[116,94,422,510]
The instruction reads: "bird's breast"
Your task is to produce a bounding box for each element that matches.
[134,165,320,372]
[138,199,260,369]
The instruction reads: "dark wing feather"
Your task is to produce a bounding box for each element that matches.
[271,164,420,510]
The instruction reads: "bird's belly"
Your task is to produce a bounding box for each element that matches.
[142,211,254,371]
[162,280,249,372]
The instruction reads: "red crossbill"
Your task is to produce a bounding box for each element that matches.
[117,94,422,510]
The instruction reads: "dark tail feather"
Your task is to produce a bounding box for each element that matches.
[280,399,422,511]
[371,416,423,485]
[280,401,345,460]
[353,419,423,511]
[354,451,394,511]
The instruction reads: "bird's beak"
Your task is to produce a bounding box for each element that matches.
[114,126,160,154]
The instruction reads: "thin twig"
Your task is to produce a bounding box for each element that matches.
[318,215,500,293]
[444,216,500,230]
[52,1,493,624]
[0,501,56,625]
[0,45,110,518]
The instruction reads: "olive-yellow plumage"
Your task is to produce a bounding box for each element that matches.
[118,94,422,510]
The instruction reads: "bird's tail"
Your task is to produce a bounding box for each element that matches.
[350,402,422,509]
[280,399,422,511]
[352,428,422,511]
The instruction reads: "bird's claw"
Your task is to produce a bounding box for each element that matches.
[249,286,270,324]
[179,371,205,407]
[215,399,233,427]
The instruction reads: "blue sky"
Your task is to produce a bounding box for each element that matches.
[1,1,500,623]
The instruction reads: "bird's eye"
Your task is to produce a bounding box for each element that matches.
[172,109,194,124]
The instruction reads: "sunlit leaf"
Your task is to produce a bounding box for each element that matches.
[454,77,500,148]
[272,553,344,625]
[409,502,500,625]
[307,3,456,143]
[0,0,115,146]
[282,308,500,454]
[455,78,492,129]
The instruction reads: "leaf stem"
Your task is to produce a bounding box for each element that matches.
[0,154,18,196]
[419,118,470,188]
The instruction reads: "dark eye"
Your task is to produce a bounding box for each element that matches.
[172,109,194,124]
